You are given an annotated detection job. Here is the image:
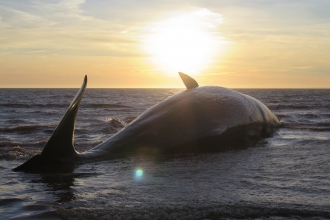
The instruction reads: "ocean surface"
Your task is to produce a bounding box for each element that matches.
[0,88,330,220]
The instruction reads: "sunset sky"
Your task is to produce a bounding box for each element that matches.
[1,0,330,88]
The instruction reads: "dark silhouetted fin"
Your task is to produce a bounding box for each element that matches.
[12,154,75,173]
[41,75,87,158]
[179,72,199,89]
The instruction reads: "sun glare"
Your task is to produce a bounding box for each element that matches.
[143,9,225,75]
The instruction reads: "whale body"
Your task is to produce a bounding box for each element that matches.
[14,73,280,172]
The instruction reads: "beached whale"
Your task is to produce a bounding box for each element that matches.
[14,73,280,172]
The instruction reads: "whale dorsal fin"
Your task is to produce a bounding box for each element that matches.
[179,72,199,89]
[41,76,87,158]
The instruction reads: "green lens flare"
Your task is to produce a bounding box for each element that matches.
[136,169,143,177]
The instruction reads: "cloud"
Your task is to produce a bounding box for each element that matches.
[0,5,51,29]
[193,8,223,29]
[33,0,90,20]
[0,0,142,56]
[1,0,330,72]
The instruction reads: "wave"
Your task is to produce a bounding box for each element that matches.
[309,127,330,131]
[301,113,320,119]
[0,103,131,109]
[124,116,137,124]
[5,119,26,124]
[0,103,67,108]
[277,113,330,121]
[282,121,330,131]
[100,118,125,134]
[82,103,131,108]
[0,140,47,148]
[0,124,55,134]
[58,203,330,220]
[0,103,32,108]
[307,121,330,131]
[268,103,315,110]
[322,113,330,118]
[315,121,330,126]
[269,102,330,111]
[0,146,41,160]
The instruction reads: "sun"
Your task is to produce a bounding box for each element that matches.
[142,9,225,76]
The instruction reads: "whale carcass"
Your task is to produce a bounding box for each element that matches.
[14,73,280,172]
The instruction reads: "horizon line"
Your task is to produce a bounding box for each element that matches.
[1,87,330,89]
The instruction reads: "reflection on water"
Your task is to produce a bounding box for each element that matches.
[32,173,76,203]
[2,133,330,219]
[30,171,101,204]
[0,160,89,219]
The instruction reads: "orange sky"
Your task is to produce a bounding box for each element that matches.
[1,1,330,88]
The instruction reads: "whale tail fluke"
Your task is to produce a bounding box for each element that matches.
[13,76,87,172]
[41,75,87,158]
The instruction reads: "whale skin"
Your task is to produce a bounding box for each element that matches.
[13,73,281,172]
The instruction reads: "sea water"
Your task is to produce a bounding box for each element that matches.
[0,88,330,219]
